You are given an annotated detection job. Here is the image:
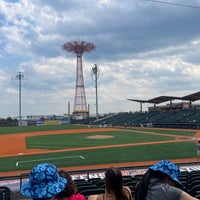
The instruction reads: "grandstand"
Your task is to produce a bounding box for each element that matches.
[94,91,200,129]
[94,110,200,129]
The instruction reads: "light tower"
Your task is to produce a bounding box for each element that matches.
[12,72,27,124]
[63,40,95,119]
[91,64,100,120]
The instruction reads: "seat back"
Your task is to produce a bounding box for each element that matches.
[0,187,10,200]
[80,188,105,198]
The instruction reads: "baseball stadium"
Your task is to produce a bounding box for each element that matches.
[1,90,200,199]
[1,39,200,199]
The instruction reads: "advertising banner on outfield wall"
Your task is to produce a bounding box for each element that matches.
[61,120,70,124]
[45,120,62,125]
[36,121,45,126]
[36,120,70,126]
[18,120,28,126]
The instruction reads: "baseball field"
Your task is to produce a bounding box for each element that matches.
[0,124,199,176]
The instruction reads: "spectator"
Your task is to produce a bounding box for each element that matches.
[21,163,67,200]
[88,167,132,200]
[196,141,200,161]
[135,160,197,200]
[55,170,86,200]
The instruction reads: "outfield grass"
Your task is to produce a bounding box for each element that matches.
[0,125,197,172]
[0,124,88,135]
[0,142,196,172]
[127,127,196,136]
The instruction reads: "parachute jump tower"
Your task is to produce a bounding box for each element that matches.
[63,41,95,119]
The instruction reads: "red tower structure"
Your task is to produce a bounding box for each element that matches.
[63,40,95,119]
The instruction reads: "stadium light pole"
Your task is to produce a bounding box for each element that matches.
[92,64,99,120]
[12,72,27,123]
[17,72,23,121]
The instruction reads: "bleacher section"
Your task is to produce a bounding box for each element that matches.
[76,171,200,199]
[94,110,200,129]
[180,170,200,198]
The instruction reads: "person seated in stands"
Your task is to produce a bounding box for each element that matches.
[55,170,86,200]
[88,167,132,200]
[134,160,198,200]
[196,140,200,161]
[20,163,67,200]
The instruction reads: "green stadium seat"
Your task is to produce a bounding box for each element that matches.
[0,187,10,200]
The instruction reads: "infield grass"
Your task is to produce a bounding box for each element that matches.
[26,130,174,149]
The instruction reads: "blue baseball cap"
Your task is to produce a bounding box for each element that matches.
[21,163,67,199]
[150,160,182,187]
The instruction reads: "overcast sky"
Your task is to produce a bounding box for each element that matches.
[0,0,200,118]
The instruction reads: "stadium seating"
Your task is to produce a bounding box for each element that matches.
[78,184,99,192]
[188,184,200,197]
[5,170,200,199]
[0,186,10,200]
[80,188,105,198]
[79,172,200,198]
[94,110,200,129]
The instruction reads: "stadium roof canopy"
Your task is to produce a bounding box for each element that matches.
[147,96,182,104]
[127,96,182,104]
[127,99,149,103]
[181,91,200,102]
[127,91,200,105]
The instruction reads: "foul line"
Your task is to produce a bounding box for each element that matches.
[15,155,85,166]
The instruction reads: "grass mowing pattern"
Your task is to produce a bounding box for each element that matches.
[125,127,196,136]
[0,141,196,172]
[26,130,174,150]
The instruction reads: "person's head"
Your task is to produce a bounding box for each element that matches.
[55,170,78,199]
[105,167,123,193]
[135,160,183,200]
[20,163,67,200]
[149,159,182,188]
[105,167,129,200]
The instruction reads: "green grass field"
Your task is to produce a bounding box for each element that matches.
[0,125,197,173]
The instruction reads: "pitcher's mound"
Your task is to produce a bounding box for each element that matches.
[87,135,114,139]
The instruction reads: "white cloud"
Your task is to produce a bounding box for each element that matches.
[0,0,200,118]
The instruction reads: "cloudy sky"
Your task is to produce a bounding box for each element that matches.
[1,0,200,119]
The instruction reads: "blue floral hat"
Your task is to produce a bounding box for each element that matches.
[21,163,67,199]
[150,160,182,186]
